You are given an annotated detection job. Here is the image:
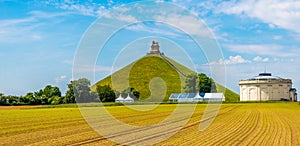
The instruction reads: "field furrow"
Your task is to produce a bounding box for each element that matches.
[1,103,300,145]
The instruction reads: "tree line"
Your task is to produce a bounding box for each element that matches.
[0,73,214,105]
[0,78,139,105]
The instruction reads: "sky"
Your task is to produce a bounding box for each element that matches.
[0,0,299,96]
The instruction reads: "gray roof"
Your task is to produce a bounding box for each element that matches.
[248,73,282,80]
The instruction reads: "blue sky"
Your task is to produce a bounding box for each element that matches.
[0,0,299,95]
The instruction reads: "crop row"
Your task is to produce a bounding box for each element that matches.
[1,103,300,145]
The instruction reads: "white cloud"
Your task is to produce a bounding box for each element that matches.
[273,35,282,40]
[216,0,300,33]
[269,24,276,29]
[109,13,137,22]
[28,10,71,18]
[253,56,269,62]
[226,55,251,64]
[292,34,300,41]
[48,1,212,37]
[0,10,71,43]
[0,17,42,43]
[0,17,34,27]
[154,14,212,37]
[225,44,299,57]
[155,0,164,3]
[51,1,107,17]
[103,7,137,23]
[55,75,67,83]
[211,55,250,65]
[126,23,180,37]
[63,59,73,65]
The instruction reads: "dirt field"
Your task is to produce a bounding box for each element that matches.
[0,105,42,110]
[0,103,300,145]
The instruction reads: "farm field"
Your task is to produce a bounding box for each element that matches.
[1,103,300,145]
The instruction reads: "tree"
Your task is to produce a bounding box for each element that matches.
[96,85,116,102]
[132,90,140,100]
[184,73,217,93]
[8,96,20,105]
[198,73,211,93]
[34,89,43,98]
[90,91,98,102]
[24,92,37,105]
[34,89,44,104]
[0,93,8,105]
[43,85,61,98]
[40,95,48,104]
[0,85,63,105]
[64,82,75,103]
[184,74,198,93]
[72,78,94,103]
[32,85,62,105]
[48,96,63,105]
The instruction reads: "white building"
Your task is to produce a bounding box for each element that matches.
[169,93,225,102]
[115,94,134,103]
[115,94,125,103]
[239,72,297,101]
[124,94,134,103]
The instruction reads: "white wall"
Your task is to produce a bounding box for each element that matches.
[240,83,291,101]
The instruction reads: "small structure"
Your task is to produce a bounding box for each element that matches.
[124,94,134,103]
[115,94,134,103]
[115,94,125,103]
[169,93,225,103]
[194,92,202,100]
[239,72,297,101]
[203,93,225,101]
[147,41,162,55]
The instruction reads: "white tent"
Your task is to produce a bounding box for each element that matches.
[193,92,203,102]
[194,92,202,98]
[115,94,125,103]
[203,93,225,101]
[124,94,134,103]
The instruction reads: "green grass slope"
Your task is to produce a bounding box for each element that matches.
[163,56,195,76]
[94,55,183,101]
[93,54,240,102]
[216,83,240,102]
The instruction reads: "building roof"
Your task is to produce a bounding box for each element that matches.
[248,72,282,80]
[115,94,124,101]
[124,94,134,101]
[240,72,292,85]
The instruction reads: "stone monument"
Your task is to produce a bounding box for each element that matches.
[148,41,161,54]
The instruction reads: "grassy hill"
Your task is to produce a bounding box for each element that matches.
[93,55,183,101]
[93,54,240,102]
[163,56,195,76]
[216,83,240,102]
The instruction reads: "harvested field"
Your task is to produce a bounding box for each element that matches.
[0,103,300,145]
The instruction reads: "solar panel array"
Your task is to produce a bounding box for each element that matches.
[169,93,225,102]
[169,93,203,99]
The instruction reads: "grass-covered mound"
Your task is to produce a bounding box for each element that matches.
[94,55,185,101]
[94,54,240,102]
